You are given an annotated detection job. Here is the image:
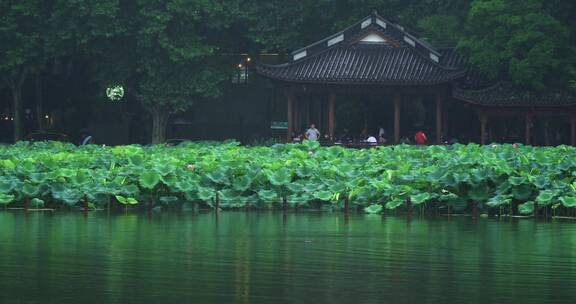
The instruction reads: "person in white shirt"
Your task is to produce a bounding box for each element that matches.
[305,123,320,141]
[366,135,378,145]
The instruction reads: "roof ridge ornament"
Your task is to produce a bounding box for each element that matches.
[287,11,444,66]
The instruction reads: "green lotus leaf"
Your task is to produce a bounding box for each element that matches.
[0,193,15,205]
[115,195,138,205]
[53,189,83,206]
[218,189,241,202]
[71,170,90,185]
[22,183,40,197]
[518,201,535,215]
[314,190,333,202]
[206,170,229,185]
[29,172,49,183]
[532,175,550,189]
[302,140,320,151]
[364,204,383,214]
[385,198,405,210]
[30,198,44,208]
[120,184,140,196]
[468,183,491,202]
[156,163,177,176]
[128,155,144,167]
[288,193,313,204]
[160,174,178,187]
[257,189,278,202]
[175,180,197,193]
[511,184,533,201]
[559,196,576,208]
[0,178,18,193]
[487,194,512,208]
[1,159,16,170]
[139,171,161,190]
[536,190,557,206]
[295,165,314,178]
[267,169,292,186]
[411,193,431,205]
[197,187,215,201]
[507,176,525,186]
[232,176,252,192]
[286,181,305,193]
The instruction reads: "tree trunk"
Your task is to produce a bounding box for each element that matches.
[11,88,23,142]
[35,73,44,132]
[151,109,169,144]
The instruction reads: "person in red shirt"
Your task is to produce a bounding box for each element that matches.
[414,130,427,145]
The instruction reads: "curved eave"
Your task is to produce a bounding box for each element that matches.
[453,85,576,108]
[255,46,466,86]
[256,65,465,86]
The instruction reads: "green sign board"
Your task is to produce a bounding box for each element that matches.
[270,121,288,129]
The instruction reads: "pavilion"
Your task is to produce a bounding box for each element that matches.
[256,12,576,145]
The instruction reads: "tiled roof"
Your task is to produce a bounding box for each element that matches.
[454,82,576,107]
[255,11,465,85]
[256,45,465,85]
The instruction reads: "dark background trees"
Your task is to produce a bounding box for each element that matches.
[1,0,575,143]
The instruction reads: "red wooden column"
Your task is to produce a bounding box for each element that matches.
[571,117,576,146]
[328,93,335,139]
[435,93,445,144]
[286,88,294,141]
[525,115,533,145]
[394,94,401,144]
[479,114,488,145]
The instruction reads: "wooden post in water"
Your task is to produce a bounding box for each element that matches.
[215,191,220,213]
[83,198,89,213]
[344,196,349,214]
[147,194,153,211]
[406,198,413,216]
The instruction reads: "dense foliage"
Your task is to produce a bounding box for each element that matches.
[1,141,575,217]
[2,0,575,143]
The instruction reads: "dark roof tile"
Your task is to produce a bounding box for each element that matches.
[256,45,465,85]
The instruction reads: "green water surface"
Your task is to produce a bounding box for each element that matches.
[0,212,575,304]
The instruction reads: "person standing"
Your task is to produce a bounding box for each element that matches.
[414,130,427,145]
[305,123,320,141]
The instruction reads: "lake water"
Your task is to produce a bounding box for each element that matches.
[0,212,575,304]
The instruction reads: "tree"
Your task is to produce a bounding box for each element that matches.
[0,0,120,141]
[0,1,45,141]
[457,0,572,89]
[93,0,239,143]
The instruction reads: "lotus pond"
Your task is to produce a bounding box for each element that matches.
[1,141,576,218]
[1,212,576,304]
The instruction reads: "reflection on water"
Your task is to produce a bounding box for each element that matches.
[0,212,575,304]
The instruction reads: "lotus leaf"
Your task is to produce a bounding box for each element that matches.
[518,201,535,215]
[559,196,576,208]
[115,195,138,205]
[536,190,557,206]
[139,171,161,190]
[364,204,383,214]
[0,193,15,205]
